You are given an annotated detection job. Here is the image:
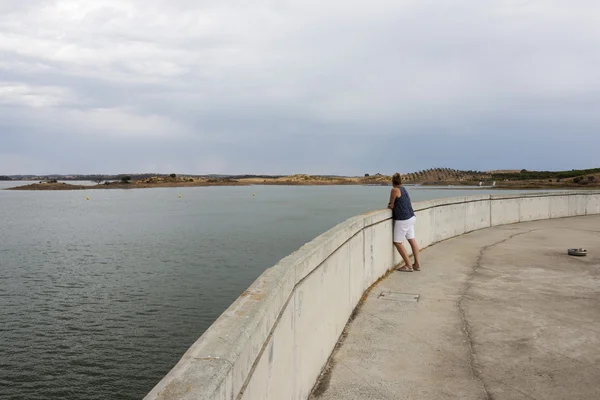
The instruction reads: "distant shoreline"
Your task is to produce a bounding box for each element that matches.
[5,168,600,191]
[6,178,600,191]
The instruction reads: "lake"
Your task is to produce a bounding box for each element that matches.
[0,184,567,399]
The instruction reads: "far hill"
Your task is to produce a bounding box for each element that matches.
[5,167,600,190]
[361,168,488,185]
[360,167,600,188]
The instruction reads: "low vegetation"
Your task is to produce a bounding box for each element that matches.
[492,168,600,181]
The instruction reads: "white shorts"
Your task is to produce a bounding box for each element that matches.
[393,216,416,243]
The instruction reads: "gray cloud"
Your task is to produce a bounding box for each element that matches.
[1,0,599,175]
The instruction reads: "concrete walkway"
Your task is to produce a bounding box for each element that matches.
[309,216,600,400]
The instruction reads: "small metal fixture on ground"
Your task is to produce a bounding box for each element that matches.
[378,291,420,302]
[568,248,587,256]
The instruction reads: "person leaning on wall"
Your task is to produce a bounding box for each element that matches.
[387,173,422,272]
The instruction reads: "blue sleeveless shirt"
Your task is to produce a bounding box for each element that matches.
[393,186,415,221]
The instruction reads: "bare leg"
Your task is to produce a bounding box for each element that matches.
[407,238,421,269]
[394,242,413,270]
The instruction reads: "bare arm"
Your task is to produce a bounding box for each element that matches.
[388,188,400,209]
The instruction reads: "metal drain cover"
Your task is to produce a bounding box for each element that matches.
[378,291,420,302]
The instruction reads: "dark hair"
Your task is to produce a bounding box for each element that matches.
[392,173,402,186]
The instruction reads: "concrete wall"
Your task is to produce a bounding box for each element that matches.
[145,191,600,400]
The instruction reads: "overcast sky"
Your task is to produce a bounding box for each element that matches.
[1,0,599,175]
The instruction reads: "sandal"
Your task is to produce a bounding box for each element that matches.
[397,266,413,272]
[413,264,421,271]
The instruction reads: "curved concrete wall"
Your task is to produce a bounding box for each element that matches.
[145,191,600,400]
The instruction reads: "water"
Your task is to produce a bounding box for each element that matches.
[0,185,567,399]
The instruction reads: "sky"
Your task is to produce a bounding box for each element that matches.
[1,0,599,176]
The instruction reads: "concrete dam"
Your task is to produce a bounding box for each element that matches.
[144,191,600,400]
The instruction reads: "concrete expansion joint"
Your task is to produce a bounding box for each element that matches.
[457,229,535,400]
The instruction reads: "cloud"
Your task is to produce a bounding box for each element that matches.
[1,0,599,174]
[0,82,74,108]
[61,107,187,138]
[0,81,186,139]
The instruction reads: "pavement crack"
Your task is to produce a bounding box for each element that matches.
[457,229,535,400]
